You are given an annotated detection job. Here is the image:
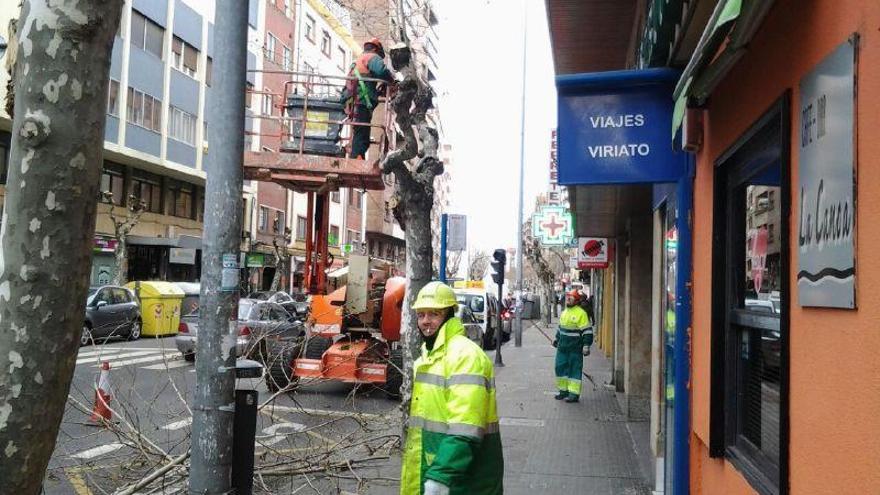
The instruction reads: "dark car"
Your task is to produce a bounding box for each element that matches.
[82,286,142,345]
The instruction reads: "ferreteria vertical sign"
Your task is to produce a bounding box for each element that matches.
[556,69,686,185]
[797,36,858,309]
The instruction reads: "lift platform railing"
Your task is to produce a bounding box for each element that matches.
[244,69,394,162]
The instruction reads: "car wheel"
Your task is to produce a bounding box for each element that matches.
[80,325,92,347]
[183,352,195,362]
[266,345,301,392]
[382,348,404,400]
[128,319,142,340]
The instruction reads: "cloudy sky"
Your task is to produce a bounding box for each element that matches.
[437,0,557,255]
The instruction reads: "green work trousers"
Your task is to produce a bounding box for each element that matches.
[554,334,583,396]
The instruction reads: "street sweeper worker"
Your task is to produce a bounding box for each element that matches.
[552,289,594,403]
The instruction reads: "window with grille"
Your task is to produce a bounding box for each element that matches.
[711,95,789,495]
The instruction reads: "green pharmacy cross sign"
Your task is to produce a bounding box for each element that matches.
[533,206,574,246]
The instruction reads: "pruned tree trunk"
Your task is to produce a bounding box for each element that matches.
[381,44,442,432]
[0,2,122,492]
[114,236,128,285]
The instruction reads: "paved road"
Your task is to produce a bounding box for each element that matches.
[43,336,402,495]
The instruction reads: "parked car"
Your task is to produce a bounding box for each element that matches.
[82,286,142,346]
[248,290,309,318]
[176,299,305,365]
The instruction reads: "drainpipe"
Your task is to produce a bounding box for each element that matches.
[673,157,695,495]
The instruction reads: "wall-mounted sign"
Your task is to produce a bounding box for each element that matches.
[447,214,467,251]
[556,69,687,185]
[797,37,857,309]
[577,237,610,269]
[94,237,117,253]
[532,206,574,246]
[169,248,196,265]
[246,252,265,268]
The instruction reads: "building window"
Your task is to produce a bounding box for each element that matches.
[100,163,126,206]
[167,180,195,219]
[168,106,197,146]
[261,88,273,115]
[711,96,789,494]
[347,229,361,245]
[126,87,162,133]
[282,45,292,71]
[130,10,164,59]
[329,225,339,246]
[349,189,362,208]
[272,210,285,235]
[265,33,277,62]
[336,46,346,71]
[171,36,199,77]
[296,216,307,240]
[384,201,391,222]
[331,190,340,203]
[305,15,316,42]
[258,206,270,232]
[321,30,331,57]
[284,0,292,17]
[205,57,213,86]
[107,79,120,116]
[131,169,162,213]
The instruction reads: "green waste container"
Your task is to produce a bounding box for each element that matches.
[126,281,185,337]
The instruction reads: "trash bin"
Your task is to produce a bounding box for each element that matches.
[282,95,347,156]
[172,282,201,316]
[125,281,185,337]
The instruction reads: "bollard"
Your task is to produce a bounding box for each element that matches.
[232,359,263,495]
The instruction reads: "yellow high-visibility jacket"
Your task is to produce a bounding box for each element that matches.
[400,317,504,494]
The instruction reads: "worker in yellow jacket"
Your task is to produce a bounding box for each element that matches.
[400,281,504,495]
[553,289,593,403]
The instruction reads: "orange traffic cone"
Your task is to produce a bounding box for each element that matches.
[90,361,112,424]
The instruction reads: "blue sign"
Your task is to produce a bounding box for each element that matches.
[556,69,688,185]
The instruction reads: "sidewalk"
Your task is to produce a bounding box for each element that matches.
[490,317,653,494]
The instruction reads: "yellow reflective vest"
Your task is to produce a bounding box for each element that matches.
[400,317,504,494]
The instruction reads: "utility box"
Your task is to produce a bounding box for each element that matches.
[126,281,185,337]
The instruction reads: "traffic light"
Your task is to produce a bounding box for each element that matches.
[490,249,506,285]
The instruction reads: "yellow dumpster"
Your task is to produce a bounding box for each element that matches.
[125,281,185,337]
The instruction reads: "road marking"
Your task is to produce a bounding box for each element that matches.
[71,442,125,460]
[76,347,170,357]
[65,467,93,495]
[258,422,308,446]
[76,350,157,365]
[161,418,193,431]
[142,360,192,371]
[92,354,180,369]
[259,409,334,444]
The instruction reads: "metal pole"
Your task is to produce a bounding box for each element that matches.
[232,390,258,494]
[495,281,504,366]
[514,0,528,347]
[189,3,248,494]
[439,213,448,283]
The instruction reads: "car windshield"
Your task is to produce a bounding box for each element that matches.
[456,294,485,313]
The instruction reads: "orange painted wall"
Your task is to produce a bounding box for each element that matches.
[690,1,880,494]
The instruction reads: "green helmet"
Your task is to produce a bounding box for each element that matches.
[412,281,458,311]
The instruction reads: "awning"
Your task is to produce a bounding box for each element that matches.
[671,0,777,137]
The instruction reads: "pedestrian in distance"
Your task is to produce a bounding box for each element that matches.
[552,289,594,403]
[400,281,504,495]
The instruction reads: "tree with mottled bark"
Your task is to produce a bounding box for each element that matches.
[269,229,292,292]
[103,192,146,285]
[0,1,123,492]
[468,248,490,281]
[381,43,444,422]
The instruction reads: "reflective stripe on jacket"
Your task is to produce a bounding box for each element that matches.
[557,306,592,351]
[400,317,504,495]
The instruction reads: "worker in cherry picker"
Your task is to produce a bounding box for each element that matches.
[552,289,594,403]
[343,37,395,159]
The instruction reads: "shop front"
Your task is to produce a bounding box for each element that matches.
[127,235,201,282]
[556,68,693,494]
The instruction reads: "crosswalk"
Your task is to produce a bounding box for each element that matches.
[75,346,192,371]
